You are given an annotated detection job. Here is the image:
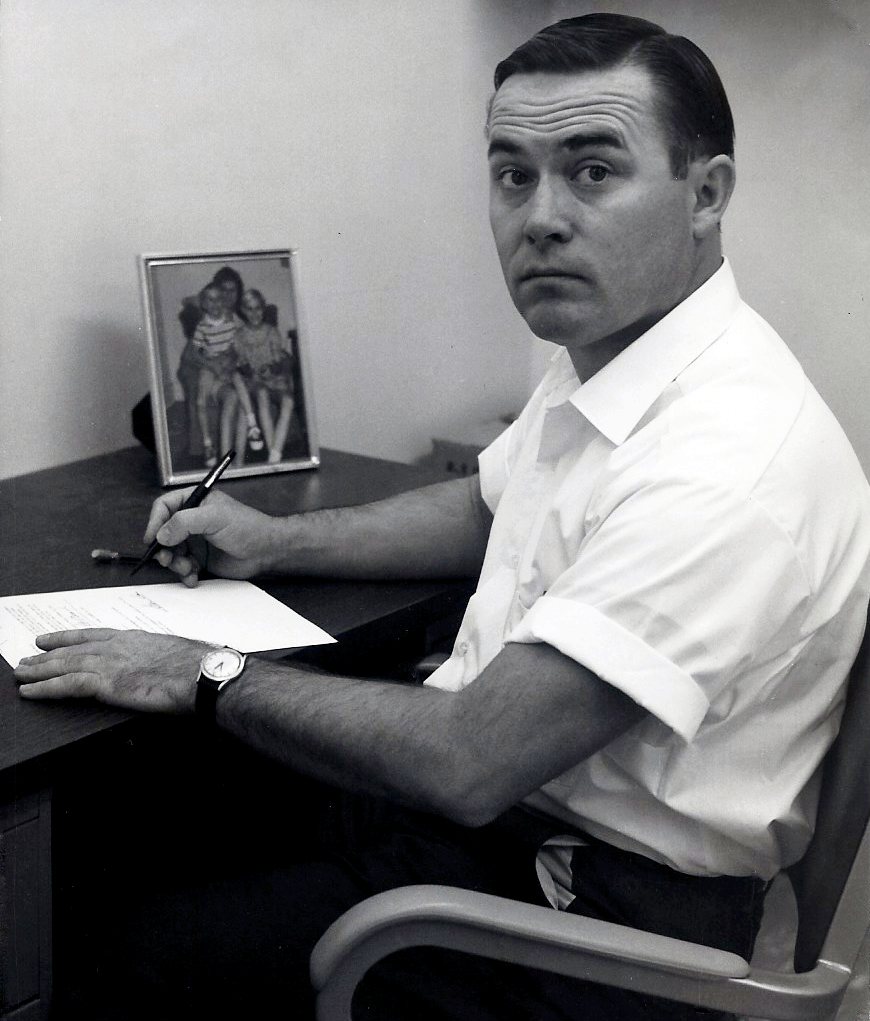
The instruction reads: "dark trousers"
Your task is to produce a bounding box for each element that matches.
[51,729,767,1021]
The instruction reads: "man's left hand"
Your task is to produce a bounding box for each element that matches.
[14,629,210,713]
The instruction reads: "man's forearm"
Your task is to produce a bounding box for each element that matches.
[214,642,645,827]
[15,629,644,827]
[264,473,492,580]
[216,658,467,818]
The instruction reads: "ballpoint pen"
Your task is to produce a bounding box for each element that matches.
[129,447,235,576]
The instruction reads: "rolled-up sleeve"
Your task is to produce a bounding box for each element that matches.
[507,474,812,740]
[511,597,708,740]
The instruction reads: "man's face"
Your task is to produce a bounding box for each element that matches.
[488,64,707,376]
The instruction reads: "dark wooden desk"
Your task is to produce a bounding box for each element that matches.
[0,446,471,1019]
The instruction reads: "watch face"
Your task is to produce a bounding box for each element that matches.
[201,647,245,682]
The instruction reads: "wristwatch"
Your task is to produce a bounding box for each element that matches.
[195,646,247,725]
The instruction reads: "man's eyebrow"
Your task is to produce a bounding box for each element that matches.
[486,138,523,159]
[562,130,624,152]
[487,131,625,159]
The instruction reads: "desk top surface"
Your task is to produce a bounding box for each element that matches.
[0,446,467,776]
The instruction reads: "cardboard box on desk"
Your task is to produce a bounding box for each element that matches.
[422,416,516,477]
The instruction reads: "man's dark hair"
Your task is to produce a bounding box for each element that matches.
[493,14,734,178]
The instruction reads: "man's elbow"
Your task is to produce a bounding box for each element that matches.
[427,769,518,829]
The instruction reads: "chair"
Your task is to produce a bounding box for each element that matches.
[310,606,870,1021]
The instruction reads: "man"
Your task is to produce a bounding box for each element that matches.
[15,14,870,1020]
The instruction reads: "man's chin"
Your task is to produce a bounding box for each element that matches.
[521,307,592,345]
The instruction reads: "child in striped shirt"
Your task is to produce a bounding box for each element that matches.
[192,283,263,466]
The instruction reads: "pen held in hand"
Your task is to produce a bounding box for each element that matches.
[129,447,235,576]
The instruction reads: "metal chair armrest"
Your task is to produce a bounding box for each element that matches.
[311,885,853,1021]
[311,884,748,982]
[311,885,755,1020]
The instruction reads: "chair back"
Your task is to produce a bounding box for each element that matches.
[788,603,870,973]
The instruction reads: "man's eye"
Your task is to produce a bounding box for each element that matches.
[497,167,530,189]
[578,165,610,184]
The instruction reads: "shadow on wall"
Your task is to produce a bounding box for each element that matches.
[67,321,150,454]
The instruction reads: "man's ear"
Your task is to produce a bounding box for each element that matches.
[689,155,736,238]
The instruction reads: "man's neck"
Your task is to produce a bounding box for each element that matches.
[568,252,724,382]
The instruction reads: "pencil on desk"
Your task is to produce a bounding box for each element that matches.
[91,549,141,566]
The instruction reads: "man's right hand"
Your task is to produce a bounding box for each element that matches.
[144,488,279,586]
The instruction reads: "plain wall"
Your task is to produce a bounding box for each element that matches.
[2,1,868,480]
[0,0,541,480]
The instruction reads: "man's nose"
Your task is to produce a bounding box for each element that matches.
[524,177,573,246]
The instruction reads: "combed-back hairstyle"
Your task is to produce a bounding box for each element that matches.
[492,14,734,178]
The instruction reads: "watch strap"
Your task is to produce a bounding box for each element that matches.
[195,676,223,725]
[195,649,246,726]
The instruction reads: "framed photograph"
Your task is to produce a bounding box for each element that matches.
[138,248,319,485]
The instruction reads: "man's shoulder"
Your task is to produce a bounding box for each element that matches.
[610,310,870,569]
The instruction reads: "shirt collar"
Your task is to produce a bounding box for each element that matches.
[561,259,742,445]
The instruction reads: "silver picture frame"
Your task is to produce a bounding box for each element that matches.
[139,248,319,485]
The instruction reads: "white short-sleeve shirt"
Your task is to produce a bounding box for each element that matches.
[425,261,870,880]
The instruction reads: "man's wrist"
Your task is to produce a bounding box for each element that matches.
[267,513,314,575]
[196,647,251,726]
[240,514,285,577]
[211,654,275,727]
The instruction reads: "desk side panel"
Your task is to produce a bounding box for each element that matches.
[0,785,51,1020]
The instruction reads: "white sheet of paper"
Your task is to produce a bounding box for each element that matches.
[0,580,335,668]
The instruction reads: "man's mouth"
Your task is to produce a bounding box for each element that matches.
[519,269,584,284]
